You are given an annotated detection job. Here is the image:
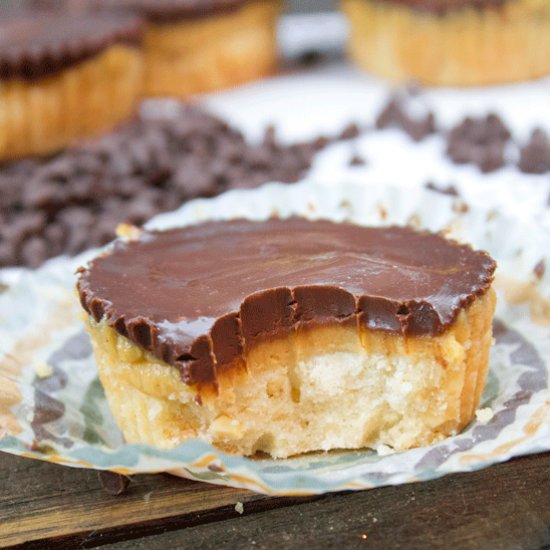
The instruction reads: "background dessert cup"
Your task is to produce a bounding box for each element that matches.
[0,12,144,161]
[82,0,283,97]
[341,0,550,86]
[143,0,282,97]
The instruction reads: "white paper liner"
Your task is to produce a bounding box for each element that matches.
[0,180,549,495]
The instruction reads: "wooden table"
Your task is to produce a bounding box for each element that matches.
[2,450,550,549]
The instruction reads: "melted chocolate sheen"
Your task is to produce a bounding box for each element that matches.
[0,13,143,80]
[373,0,507,14]
[78,219,496,385]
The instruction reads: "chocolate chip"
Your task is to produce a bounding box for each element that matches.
[98,471,131,496]
[349,153,367,167]
[339,123,361,141]
[425,182,459,197]
[534,259,546,280]
[376,98,401,130]
[19,237,49,268]
[44,223,66,249]
[310,136,331,151]
[518,128,550,174]
[0,242,16,266]
[446,114,510,173]
[22,181,64,210]
[376,95,435,142]
[263,125,276,146]
[403,113,435,142]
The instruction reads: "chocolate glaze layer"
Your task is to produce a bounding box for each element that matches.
[77,219,496,385]
[85,0,248,23]
[0,13,143,80]
[371,0,507,15]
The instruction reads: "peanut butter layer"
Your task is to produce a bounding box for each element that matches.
[77,219,496,385]
[0,12,143,80]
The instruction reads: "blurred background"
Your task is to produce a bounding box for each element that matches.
[1,0,337,10]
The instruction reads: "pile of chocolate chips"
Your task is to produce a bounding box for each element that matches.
[0,106,344,269]
[375,95,435,142]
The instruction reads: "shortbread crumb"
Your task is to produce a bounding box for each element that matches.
[34,361,53,379]
[475,407,494,424]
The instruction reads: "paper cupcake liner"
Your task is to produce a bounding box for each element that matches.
[0,180,549,495]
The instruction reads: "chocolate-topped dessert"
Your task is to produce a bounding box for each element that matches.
[78,219,497,457]
[0,12,144,161]
[0,13,142,80]
[342,0,550,86]
[84,0,282,97]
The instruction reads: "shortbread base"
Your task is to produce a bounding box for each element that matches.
[86,289,495,458]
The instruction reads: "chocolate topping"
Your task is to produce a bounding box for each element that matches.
[68,0,248,23]
[0,12,143,80]
[371,0,507,15]
[77,219,496,386]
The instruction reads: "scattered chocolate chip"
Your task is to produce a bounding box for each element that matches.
[339,123,361,141]
[534,259,546,280]
[518,128,550,174]
[376,94,435,142]
[349,153,366,167]
[98,471,131,496]
[425,182,459,197]
[477,142,507,174]
[0,242,16,267]
[446,114,510,173]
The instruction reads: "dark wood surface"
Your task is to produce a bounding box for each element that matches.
[1,450,550,549]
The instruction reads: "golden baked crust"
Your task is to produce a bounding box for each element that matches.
[85,288,496,458]
[341,0,550,86]
[142,1,282,97]
[0,44,142,161]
